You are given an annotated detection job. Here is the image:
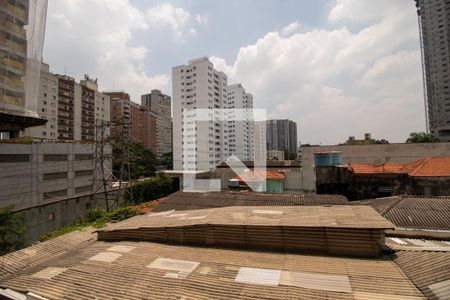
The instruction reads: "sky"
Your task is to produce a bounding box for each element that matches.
[44,0,425,145]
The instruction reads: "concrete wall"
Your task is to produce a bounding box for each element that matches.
[0,142,111,211]
[21,189,124,245]
[302,143,450,192]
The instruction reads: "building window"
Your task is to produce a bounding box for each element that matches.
[47,213,55,221]
[43,189,67,200]
[44,154,68,161]
[75,170,93,177]
[0,154,30,163]
[43,172,67,180]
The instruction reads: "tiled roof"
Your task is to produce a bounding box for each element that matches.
[349,156,450,177]
[0,239,425,299]
[232,169,286,182]
[355,196,450,231]
[349,163,405,174]
[399,157,450,177]
[392,250,450,300]
[153,191,349,212]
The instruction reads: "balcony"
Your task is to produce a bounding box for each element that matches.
[6,2,27,20]
[1,56,24,72]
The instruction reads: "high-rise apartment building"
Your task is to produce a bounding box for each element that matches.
[266,119,298,160]
[26,72,110,141]
[227,83,254,161]
[415,0,450,140]
[172,57,228,171]
[0,0,48,137]
[141,89,172,158]
[108,91,157,153]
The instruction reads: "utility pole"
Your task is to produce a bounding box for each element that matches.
[90,117,135,211]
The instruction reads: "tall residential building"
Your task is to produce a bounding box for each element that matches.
[26,72,110,141]
[0,0,48,137]
[266,119,298,160]
[141,89,172,158]
[415,0,450,140]
[227,83,254,161]
[173,57,228,171]
[108,91,157,153]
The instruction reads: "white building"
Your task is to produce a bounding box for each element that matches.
[26,70,110,141]
[227,83,254,161]
[173,57,229,171]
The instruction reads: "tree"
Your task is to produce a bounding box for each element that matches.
[113,141,157,180]
[0,206,26,255]
[406,132,440,143]
[159,152,173,170]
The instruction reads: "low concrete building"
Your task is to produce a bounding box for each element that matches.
[267,150,284,160]
[0,141,111,211]
[214,160,302,192]
[315,156,450,199]
[302,143,450,192]
[229,170,286,193]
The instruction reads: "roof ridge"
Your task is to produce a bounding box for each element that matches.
[409,157,431,176]
[380,196,404,216]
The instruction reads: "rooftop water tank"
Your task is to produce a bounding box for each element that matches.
[313,151,343,167]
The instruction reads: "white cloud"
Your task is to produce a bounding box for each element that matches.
[196,14,208,25]
[281,21,300,36]
[45,0,169,102]
[146,3,200,42]
[211,1,424,144]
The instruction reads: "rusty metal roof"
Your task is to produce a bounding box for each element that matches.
[355,196,450,231]
[153,191,349,212]
[392,250,450,300]
[0,238,425,300]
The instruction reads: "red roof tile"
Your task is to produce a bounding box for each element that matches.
[400,157,450,177]
[349,163,405,174]
[232,169,286,183]
[349,156,450,177]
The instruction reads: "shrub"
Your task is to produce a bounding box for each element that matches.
[86,208,105,222]
[105,207,138,222]
[126,173,174,204]
[0,206,26,255]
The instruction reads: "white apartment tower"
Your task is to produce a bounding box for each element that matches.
[227,83,254,161]
[173,57,228,171]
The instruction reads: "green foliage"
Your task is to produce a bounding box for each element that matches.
[39,221,87,242]
[159,152,173,170]
[105,206,138,222]
[40,206,138,242]
[0,206,26,255]
[86,207,105,222]
[113,141,157,179]
[406,132,440,143]
[126,173,174,204]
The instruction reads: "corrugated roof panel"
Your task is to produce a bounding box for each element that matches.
[360,196,450,230]
[153,191,349,213]
[427,279,450,300]
[280,270,352,293]
[235,267,281,286]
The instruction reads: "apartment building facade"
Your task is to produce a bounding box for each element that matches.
[26,72,110,141]
[415,0,450,140]
[0,0,48,137]
[108,91,157,153]
[172,57,229,171]
[227,83,254,161]
[266,119,298,160]
[141,89,172,158]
